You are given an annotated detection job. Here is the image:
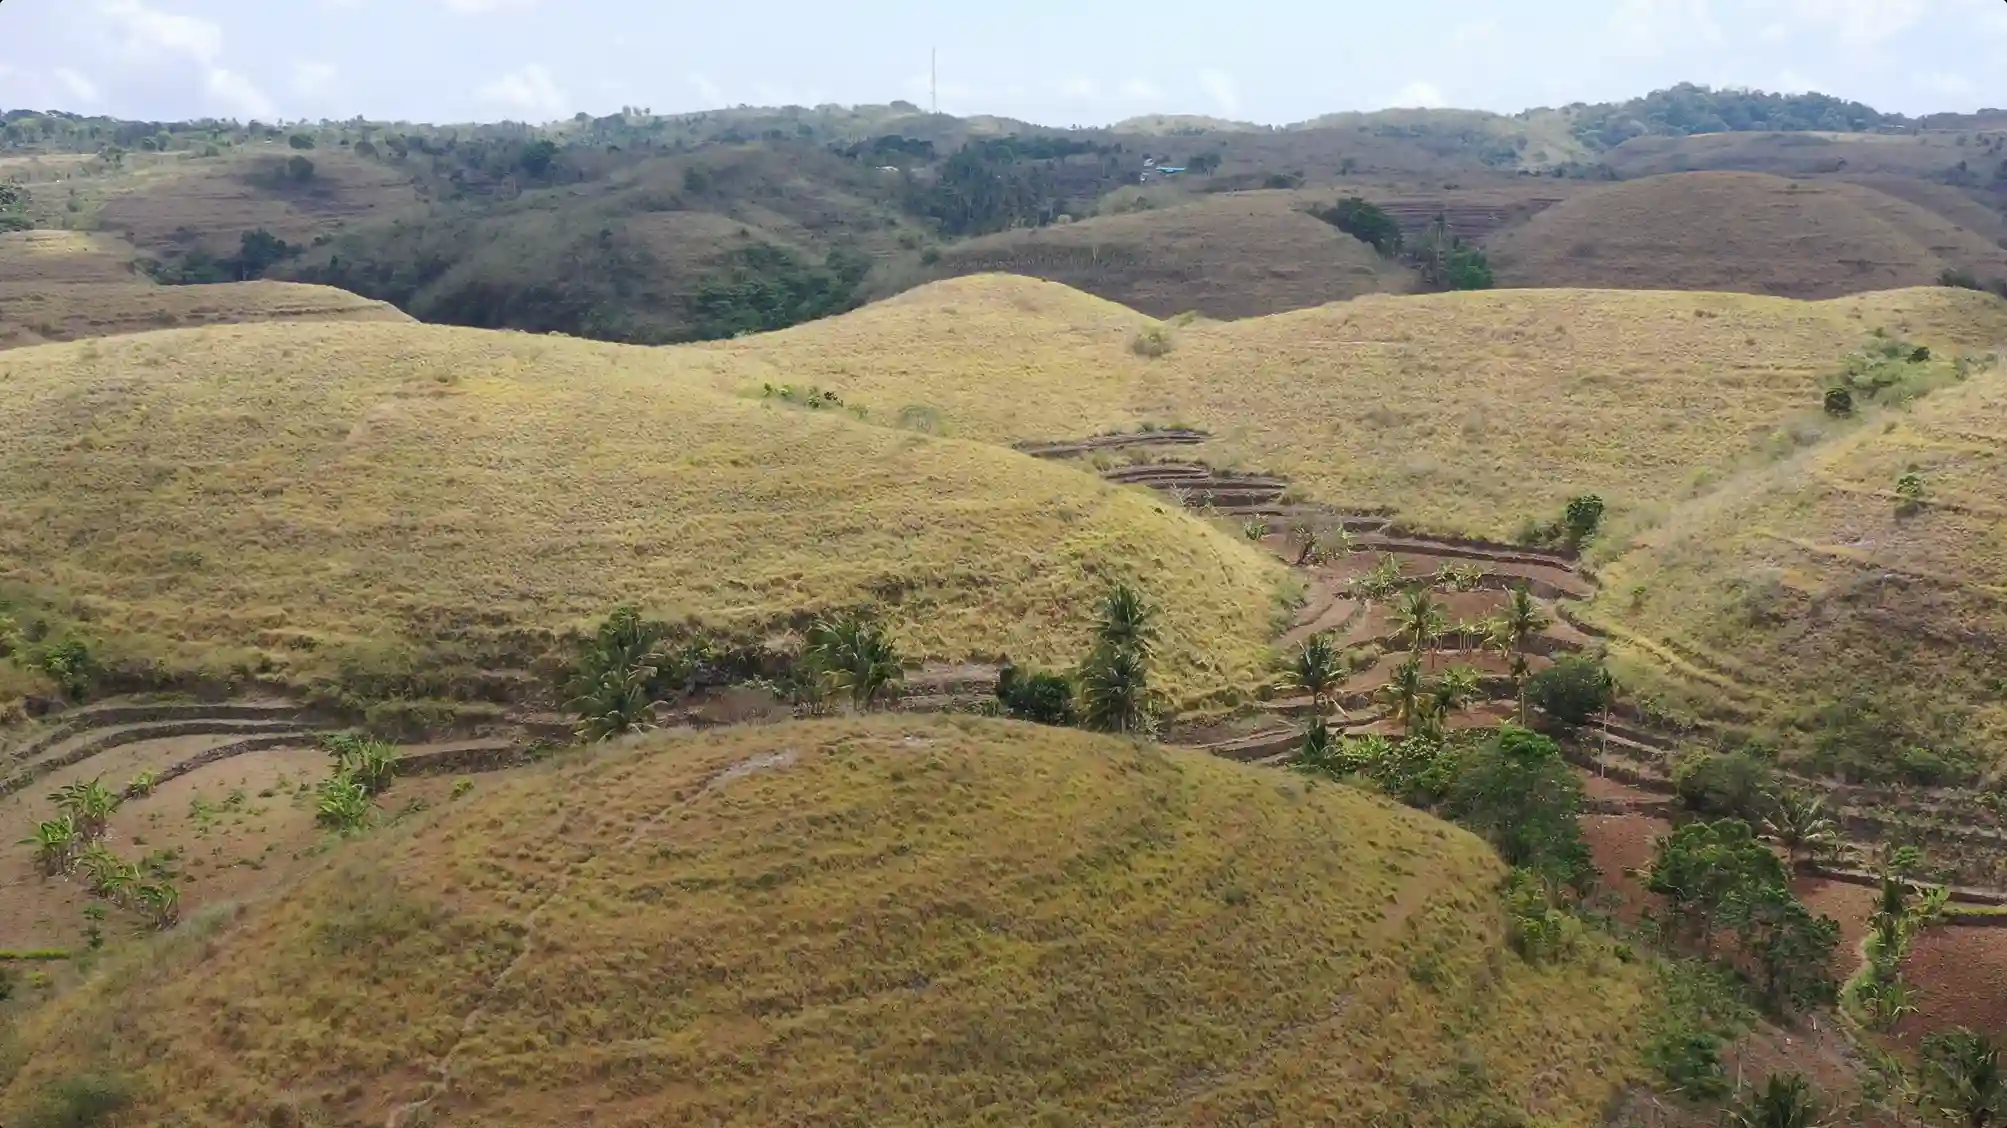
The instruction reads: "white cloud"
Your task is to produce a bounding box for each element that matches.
[206,68,276,119]
[52,68,102,105]
[443,0,539,11]
[292,61,338,99]
[1057,77,1100,100]
[1389,81,1448,109]
[480,64,568,121]
[1198,69,1240,114]
[98,0,224,62]
[688,72,725,107]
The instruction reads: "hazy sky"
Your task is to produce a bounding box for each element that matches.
[0,0,2002,126]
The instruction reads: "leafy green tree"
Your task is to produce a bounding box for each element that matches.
[1078,642,1151,734]
[1487,587,1550,723]
[1447,727,1592,890]
[1923,1028,2007,1128]
[1563,494,1606,546]
[1646,819,1788,951]
[1527,655,1612,726]
[1378,654,1429,736]
[287,132,317,150]
[1732,882,1840,1015]
[1309,196,1403,255]
[1393,588,1446,665]
[1763,791,1838,871]
[804,613,904,711]
[995,662,1075,725]
[1283,632,1345,712]
[1093,584,1159,659]
[1727,1073,1826,1128]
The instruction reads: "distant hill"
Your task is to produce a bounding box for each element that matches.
[1487,172,2007,298]
[876,191,1418,317]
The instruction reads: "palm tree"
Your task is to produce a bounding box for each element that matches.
[1763,792,1839,871]
[1924,1029,2006,1128]
[1393,589,1447,667]
[50,779,121,843]
[1283,633,1346,713]
[1092,584,1159,660]
[1433,665,1482,719]
[1728,1073,1826,1128]
[567,662,664,741]
[1295,717,1338,775]
[23,816,80,876]
[804,614,905,711]
[1378,655,1429,737]
[1079,644,1151,734]
[1488,587,1551,723]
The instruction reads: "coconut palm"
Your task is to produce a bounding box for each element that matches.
[1393,589,1447,667]
[1923,1028,2007,1128]
[1378,655,1429,737]
[1294,717,1339,775]
[50,779,121,843]
[1487,587,1551,723]
[23,816,80,876]
[135,880,181,931]
[1763,792,1839,871]
[804,613,904,711]
[1433,665,1482,719]
[1079,643,1152,734]
[1092,584,1159,659]
[1728,1073,1826,1128]
[567,662,664,741]
[1283,633,1346,713]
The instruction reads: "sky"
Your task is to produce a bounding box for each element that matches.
[0,0,2002,127]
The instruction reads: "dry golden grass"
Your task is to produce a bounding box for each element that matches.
[91,149,423,254]
[884,191,1417,318]
[0,717,1656,1127]
[1602,130,1992,180]
[0,230,142,285]
[712,275,2007,537]
[1585,361,2007,760]
[1488,172,2007,298]
[0,319,1283,708]
[0,280,408,350]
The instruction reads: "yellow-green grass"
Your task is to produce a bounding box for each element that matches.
[89,148,425,255]
[1487,172,2007,299]
[0,717,1656,1127]
[1586,362,2007,760]
[0,280,409,350]
[0,320,1283,708]
[711,275,2007,538]
[876,191,1417,319]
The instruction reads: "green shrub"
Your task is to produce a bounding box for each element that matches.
[1671,748,1775,820]
[1822,387,1854,417]
[995,662,1076,726]
[1130,324,1175,358]
[1562,494,1605,546]
[1526,656,1611,726]
[1308,196,1403,255]
[21,1072,133,1128]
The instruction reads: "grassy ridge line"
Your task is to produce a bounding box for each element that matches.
[711,276,2007,538]
[0,717,1656,1127]
[0,319,1284,709]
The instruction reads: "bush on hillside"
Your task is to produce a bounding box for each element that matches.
[995,662,1076,726]
[1527,656,1611,727]
[1309,196,1403,256]
[1670,748,1775,820]
[1130,324,1175,358]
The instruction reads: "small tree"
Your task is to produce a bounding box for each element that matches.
[1763,791,1838,871]
[1823,387,1855,417]
[287,132,317,150]
[1393,588,1447,666]
[1563,494,1606,547]
[1732,882,1841,1015]
[995,662,1075,725]
[1378,655,1429,737]
[1294,717,1340,776]
[1922,1028,2007,1128]
[1447,727,1592,891]
[1283,632,1345,712]
[1487,587,1550,723]
[1078,643,1151,734]
[1092,584,1159,659]
[1728,1074,1826,1128]
[286,154,315,181]
[804,613,904,711]
[1527,655,1612,727]
[1646,819,1788,952]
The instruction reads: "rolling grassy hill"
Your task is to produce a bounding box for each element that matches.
[0,717,1656,1128]
[0,317,1285,709]
[711,275,2007,538]
[875,191,1418,317]
[1585,356,2007,775]
[1487,172,2007,298]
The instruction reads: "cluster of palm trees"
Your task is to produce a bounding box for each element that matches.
[22,778,178,932]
